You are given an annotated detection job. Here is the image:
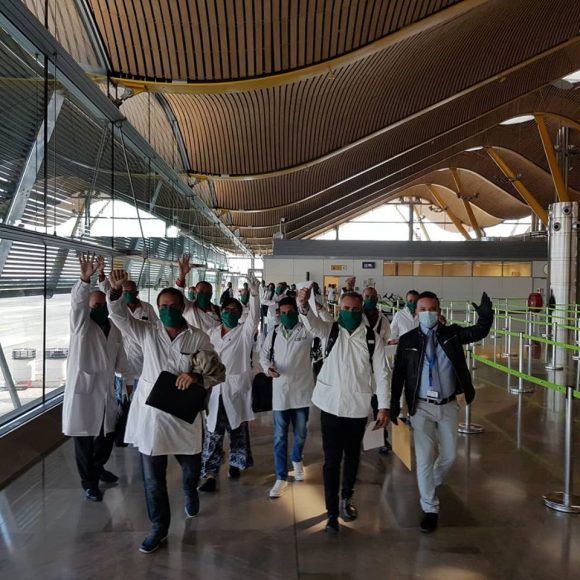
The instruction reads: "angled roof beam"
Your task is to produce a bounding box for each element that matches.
[450,168,483,238]
[485,146,548,226]
[0,89,65,276]
[534,113,570,202]
[426,185,471,240]
[74,0,111,73]
[155,94,191,172]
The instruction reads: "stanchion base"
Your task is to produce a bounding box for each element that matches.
[545,364,564,370]
[509,387,534,395]
[458,423,484,434]
[543,492,580,514]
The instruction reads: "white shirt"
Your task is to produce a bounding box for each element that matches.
[62,281,127,437]
[390,307,419,340]
[260,322,315,411]
[107,293,215,456]
[206,294,260,431]
[300,308,390,418]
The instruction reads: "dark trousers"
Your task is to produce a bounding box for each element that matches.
[320,410,367,516]
[140,453,202,533]
[73,428,115,490]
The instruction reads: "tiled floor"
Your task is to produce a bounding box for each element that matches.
[1,359,580,580]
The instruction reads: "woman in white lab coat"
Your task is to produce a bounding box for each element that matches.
[199,276,260,491]
[106,269,222,555]
[62,253,127,503]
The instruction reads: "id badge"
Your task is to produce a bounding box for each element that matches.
[427,389,440,401]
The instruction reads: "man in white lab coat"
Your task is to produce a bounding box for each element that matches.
[107,269,223,555]
[389,290,420,343]
[62,253,128,503]
[260,297,315,498]
[97,260,158,398]
[297,286,390,534]
[362,287,393,453]
[175,254,221,333]
[198,275,261,491]
[261,282,278,336]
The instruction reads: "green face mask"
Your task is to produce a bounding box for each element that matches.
[196,292,211,309]
[363,298,378,312]
[90,304,109,325]
[239,294,250,305]
[159,307,185,328]
[221,311,240,328]
[407,301,417,314]
[187,291,196,301]
[338,310,362,332]
[275,287,283,295]
[122,291,138,305]
[280,311,299,329]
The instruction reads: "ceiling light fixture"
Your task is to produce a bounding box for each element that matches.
[499,115,534,126]
[465,146,483,151]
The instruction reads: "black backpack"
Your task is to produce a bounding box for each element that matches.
[251,326,278,412]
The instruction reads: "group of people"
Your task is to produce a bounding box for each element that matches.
[62,254,493,554]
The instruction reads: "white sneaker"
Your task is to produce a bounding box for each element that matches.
[269,479,288,498]
[292,461,305,482]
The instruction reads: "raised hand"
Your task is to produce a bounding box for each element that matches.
[248,273,260,296]
[178,254,191,279]
[297,285,312,309]
[78,252,98,282]
[109,269,128,290]
[472,292,493,318]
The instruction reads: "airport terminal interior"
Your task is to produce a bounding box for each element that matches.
[0,1,579,578]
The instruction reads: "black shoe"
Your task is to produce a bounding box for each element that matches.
[185,491,200,518]
[85,488,103,502]
[198,477,217,492]
[100,470,119,483]
[228,466,241,479]
[340,498,358,522]
[325,515,339,534]
[139,529,168,554]
[420,512,438,533]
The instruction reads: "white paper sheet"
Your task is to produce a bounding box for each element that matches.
[363,421,385,451]
[296,281,318,316]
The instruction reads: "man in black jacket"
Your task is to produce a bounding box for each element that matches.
[390,291,493,533]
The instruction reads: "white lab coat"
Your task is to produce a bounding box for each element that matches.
[206,294,260,431]
[261,290,278,327]
[390,307,419,340]
[300,308,390,418]
[98,279,159,383]
[107,293,216,456]
[62,280,127,437]
[364,310,393,386]
[260,322,315,411]
[182,297,222,334]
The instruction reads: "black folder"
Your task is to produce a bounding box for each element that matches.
[145,371,206,424]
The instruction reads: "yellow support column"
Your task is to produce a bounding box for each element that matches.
[427,184,471,240]
[450,168,483,238]
[485,147,548,226]
[534,113,570,202]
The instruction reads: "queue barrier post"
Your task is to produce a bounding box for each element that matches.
[510,332,534,395]
[502,315,516,358]
[543,383,580,513]
[458,347,484,434]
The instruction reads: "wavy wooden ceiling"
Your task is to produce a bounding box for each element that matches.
[21,0,580,252]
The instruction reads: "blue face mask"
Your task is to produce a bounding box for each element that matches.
[418,311,439,328]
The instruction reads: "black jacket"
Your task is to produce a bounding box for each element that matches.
[390,311,493,418]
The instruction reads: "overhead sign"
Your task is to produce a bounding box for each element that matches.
[362,261,376,269]
[330,264,347,271]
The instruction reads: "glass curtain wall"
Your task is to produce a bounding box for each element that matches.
[0,11,229,426]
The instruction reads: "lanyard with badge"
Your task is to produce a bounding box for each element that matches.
[426,332,440,402]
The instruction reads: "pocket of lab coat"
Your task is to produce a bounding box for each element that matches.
[74,370,95,394]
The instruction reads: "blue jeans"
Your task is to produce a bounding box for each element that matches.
[273,408,310,480]
[140,453,201,533]
[115,376,138,403]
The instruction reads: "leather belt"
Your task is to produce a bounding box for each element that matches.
[418,395,456,406]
